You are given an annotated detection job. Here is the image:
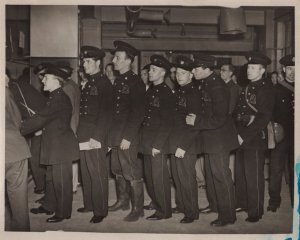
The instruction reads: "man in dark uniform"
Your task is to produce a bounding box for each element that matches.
[9,64,47,195]
[268,54,295,211]
[234,52,275,222]
[169,55,199,223]
[108,41,145,222]
[140,55,175,220]
[186,53,238,227]
[76,46,112,223]
[21,65,79,223]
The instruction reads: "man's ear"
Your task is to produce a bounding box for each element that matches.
[282,66,286,73]
[260,66,266,75]
[96,59,101,68]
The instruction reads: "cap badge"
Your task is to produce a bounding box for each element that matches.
[292,57,295,62]
[84,51,87,55]
[180,61,184,65]
[249,57,252,61]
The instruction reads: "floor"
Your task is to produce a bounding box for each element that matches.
[24,176,295,236]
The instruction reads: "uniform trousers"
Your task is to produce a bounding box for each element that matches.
[29,135,46,191]
[142,153,156,205]
[171,154,199,219]
[144,154,171,218]
[269,136,294,207]
[80,149,108,216]
[5,159,30,231]
[42,162,73,218]
[205,152,236,222]
[111,145,143,181]
[235,148,265,218]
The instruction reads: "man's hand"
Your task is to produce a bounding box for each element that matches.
[89,138,101,149]
[34,130,42,136]
[120,139,131,150]
[238,135,244,145]
[175,148,186,158]
[152,148,161,157]
[186,113,196,126]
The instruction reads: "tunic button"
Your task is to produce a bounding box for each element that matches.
[84,112,87,115]
[152,96,155,98]
[282,99,285,102]
[117,104,119,107]
[125,77,127,80]
[148,116,150,119]
[117,97,120,99]
[116,111,119,114]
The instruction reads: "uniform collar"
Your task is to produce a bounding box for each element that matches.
[153,81,165,89]
[284,79,294,87]
[89,71,102,80]
[119,70,134,79]
[50,87,62,96]
[179,81,194,91]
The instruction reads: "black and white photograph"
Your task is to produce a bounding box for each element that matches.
[1,0,299,239]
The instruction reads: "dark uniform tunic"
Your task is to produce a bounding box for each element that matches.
[21,87,79,218]
[77,72,112,217]
[108,70,145,182]
[194,72,238,223]
[269,80,294,207]
[234,78,275,218]
[169,82,199,220]
[9,79,47,192]
[140,82,175,219]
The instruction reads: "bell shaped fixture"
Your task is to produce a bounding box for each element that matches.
[219,7,247,35]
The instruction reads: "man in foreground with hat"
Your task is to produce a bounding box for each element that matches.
[186,53,238,227]
[268,54,295,212]
[56,61,81,194]
[21,65,79,223]
[169,55,199,223]
[140,54,175,221]
[76,46,112,223]
[234,52,275,222]
[108,40,145,222]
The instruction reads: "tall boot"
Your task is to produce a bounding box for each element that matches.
[108,176,130,211]
[124,180,144,222]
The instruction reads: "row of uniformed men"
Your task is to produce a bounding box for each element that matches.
[24,40,294,227]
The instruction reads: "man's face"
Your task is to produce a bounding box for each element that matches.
[42,74,59,92]
[283,66,295,83]
[149,65,165,83]
[247,64,265,81]
[220,65,233,81]
[112,51,131,72]
[192,66,209,80]
[105,65,115,81]
[83,58,100,75]
[141,69,149,85]
[271,73,278,85]
[170,67,177,81]
[176,68,192,86]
